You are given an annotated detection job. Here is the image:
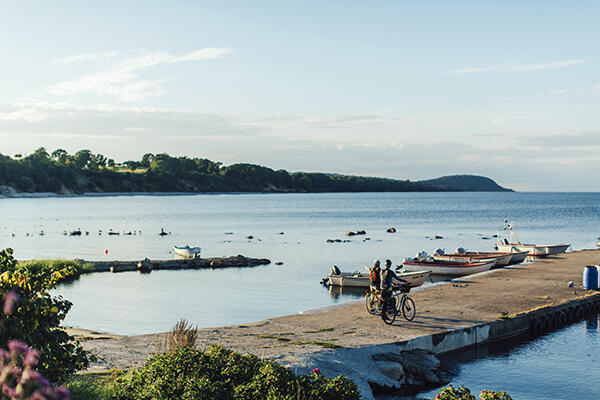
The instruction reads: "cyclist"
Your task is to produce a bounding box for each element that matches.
[364,259,381,289]
[380,259,408,321]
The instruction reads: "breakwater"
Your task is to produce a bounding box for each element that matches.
[77,255,271,273]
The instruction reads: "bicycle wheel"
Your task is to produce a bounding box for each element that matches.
[365,291,379,315]
[402,296,416,321]
[381,296,396,325]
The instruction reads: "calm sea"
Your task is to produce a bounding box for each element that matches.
[412,316,600,400]
[1,192,599,335]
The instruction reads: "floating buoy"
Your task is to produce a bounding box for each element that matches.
[105,249,109,254]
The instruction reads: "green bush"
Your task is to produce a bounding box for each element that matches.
[111,345,360,400]
[434,385,512,400]
[17,258,94,282]
[0,248,91,382]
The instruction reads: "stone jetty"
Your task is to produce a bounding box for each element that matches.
[75,250,600,399]
[78,255,271,273]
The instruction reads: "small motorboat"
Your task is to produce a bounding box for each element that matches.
[432,248,512,268]
[403,251,495,276]
[496,220,570,257]
[173,245,201,259]
[326,265,431,288]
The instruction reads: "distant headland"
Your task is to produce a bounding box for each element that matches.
[0,148,512,196]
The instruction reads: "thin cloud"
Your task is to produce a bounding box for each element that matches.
[449,59,585,75]
[55,52,120,64]
[47,48,233,101]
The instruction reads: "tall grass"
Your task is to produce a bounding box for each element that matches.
[157,318,198,353]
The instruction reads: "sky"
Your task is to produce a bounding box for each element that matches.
[1,1,599,191]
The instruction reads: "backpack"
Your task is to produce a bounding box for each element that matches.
[369,266,380,284]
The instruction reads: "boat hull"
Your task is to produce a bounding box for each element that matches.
[327,270,431,288]
[434,253,512,268]
[506,251,529,265]
[496,243,570,257]
[402,260,495,276]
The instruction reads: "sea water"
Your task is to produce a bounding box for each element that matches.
[411,316,600,400]
[1,192,599,334]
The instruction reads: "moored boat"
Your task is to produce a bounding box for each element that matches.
[173,245,201,258]
[402,258,495,276]
[327,268,431,288]
[433,249,512,268]
[495,220,570,257]
[496,239,570,257]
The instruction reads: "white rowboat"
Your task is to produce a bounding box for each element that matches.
[327,270,431,288]
[496,220,570,257]
[173,245,201,258]
[496,242,570,257]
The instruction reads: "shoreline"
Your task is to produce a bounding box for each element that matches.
[0,191,294,199]
[73,250,600,398]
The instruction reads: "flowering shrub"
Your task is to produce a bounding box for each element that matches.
[435,385,476,400]
[0,248,90,382]
[479,390,512,400]
[111,345,360,400]
[434,385,512,400]
[0,339,70,399]
[1,282,70,399]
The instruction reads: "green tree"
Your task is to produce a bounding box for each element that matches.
[125,161,140,171]
[140,153,154,168]
[72,150,92,169]
[51,149,69,164]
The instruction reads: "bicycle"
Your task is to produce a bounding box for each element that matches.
[380,284,416,325]
[365,287,381,315]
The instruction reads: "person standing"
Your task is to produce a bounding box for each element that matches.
[380,259,408,321]
[365,259,381,289]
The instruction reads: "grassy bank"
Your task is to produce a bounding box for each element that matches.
[17,259,94,282]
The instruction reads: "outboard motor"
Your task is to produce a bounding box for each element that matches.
[434,248,445,256]
[330,265,341,275]
[454,247,466,255]
[502,238,509,245]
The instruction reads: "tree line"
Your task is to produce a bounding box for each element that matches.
[0,148,447,194]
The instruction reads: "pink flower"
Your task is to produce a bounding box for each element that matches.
[8,340,28,355]
[312,368,320,374]
[53,386,70,400]
[2,384,17,398]
[24,348,40,367]
[3,291,19,315]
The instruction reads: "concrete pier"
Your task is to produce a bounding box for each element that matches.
[76,250,600,399]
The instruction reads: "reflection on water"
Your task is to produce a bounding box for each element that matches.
[409,315,600,400]
[327,285,368,300]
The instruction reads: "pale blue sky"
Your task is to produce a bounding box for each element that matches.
[1,1,599,190]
